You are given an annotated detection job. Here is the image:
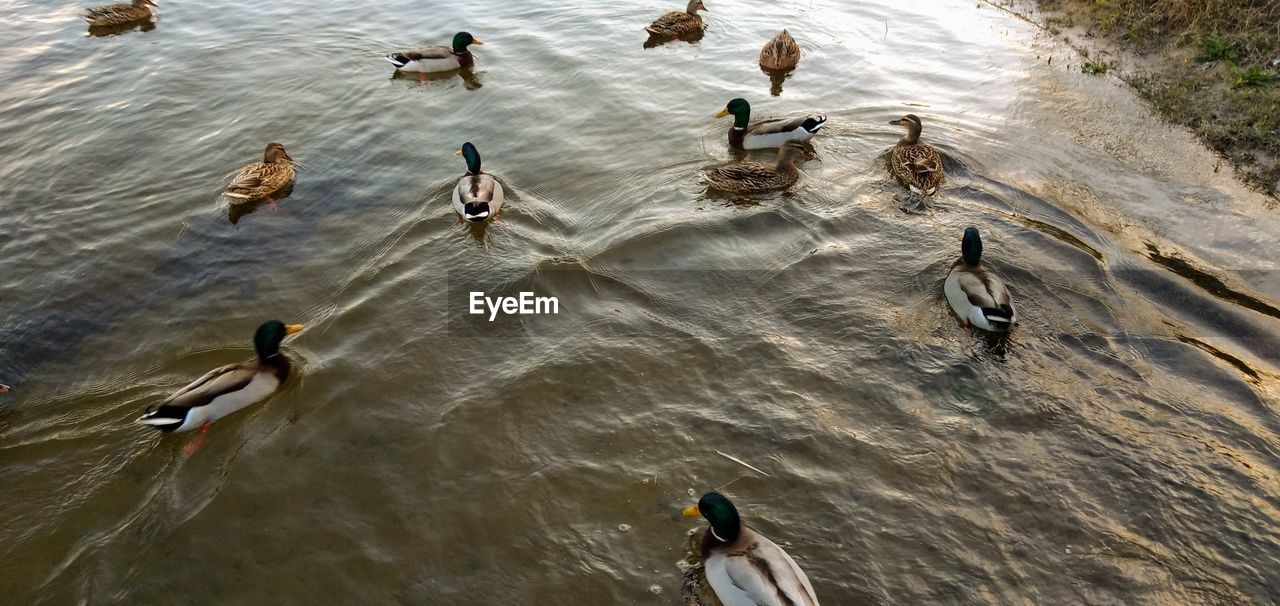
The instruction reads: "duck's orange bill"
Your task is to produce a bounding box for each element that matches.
[682,505,700,517]
[285,324,305,335]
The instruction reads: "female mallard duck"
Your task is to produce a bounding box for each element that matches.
[386,32,483,73]
[715,98,826,150]
[683,492,821,606]
[84,0,156,28]
[453,142,505,223]
[224,143,295,204]
[704,141,807,193]
[646,0,708,38]
[945,227,1016,331]
[889,114,945,195]
[137,321,303,433]
[759,30,800,71]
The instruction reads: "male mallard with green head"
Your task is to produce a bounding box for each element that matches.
[84,0,156,28]
[945,227,1016,331]
[386,32,483,74]
[715,98,826,150]
[704,141,808,193]
[224,143,295,204]
[759,30,800,71]
[646,0,708,38]
[889,114,944,195]
[682,492,821,606]
[137,321,304,433]
[453,142,505,223]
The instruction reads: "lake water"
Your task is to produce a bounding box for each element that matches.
[1,0,1278,603]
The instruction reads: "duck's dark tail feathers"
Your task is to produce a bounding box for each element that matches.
[982,304,1015,329]
[802,115,828,133]
[385,53,410,68]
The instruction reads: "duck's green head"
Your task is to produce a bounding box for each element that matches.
[254,320,304,359]
[455,142,482,174]
[715,98,751,129]
[961,227,983,265]
[683,491,742,543]
[453,32,483,53]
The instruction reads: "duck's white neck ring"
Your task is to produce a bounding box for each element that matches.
[710,528,726,542]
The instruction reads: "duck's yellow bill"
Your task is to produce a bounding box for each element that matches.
[471,39,484,45]
[455,150,464,156]
[714,108,730,119]
[682,505,700,517]
[285,324,305,335]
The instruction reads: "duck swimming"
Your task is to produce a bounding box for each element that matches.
[386,32,483,74]
[888,114,945,195]
[452,142,505,223]
[223,143,295,204]
[704,141,808,193]
[646,0,708,39]
[84,0,156,28]
[715,98,826,150]
[683,492,821,606]
[137,321,303,433]
[944,227,1016,331]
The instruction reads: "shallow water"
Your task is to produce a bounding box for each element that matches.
[1,0,1278,603]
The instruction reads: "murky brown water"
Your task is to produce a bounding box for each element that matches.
[2,0,1278,603]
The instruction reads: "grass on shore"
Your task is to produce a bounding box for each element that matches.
[1037,0,1280,197]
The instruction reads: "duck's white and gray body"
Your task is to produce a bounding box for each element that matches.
[704,528,819,606]
[385,46,471,73]
[733,115,827,150]
[944,261,1016,331]
[137,362,285,432]
[452,172,505,222]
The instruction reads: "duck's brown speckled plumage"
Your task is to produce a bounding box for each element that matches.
[889,114,945,195]
[224,143,295,203]
[646,0,707,38]
[84,0,155,28]
[759,30,800,71]
[704,142,807,193]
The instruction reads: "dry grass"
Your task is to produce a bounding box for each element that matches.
[1034,0,1280,196]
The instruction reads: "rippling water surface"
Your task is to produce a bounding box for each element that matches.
[2,0,1279,603]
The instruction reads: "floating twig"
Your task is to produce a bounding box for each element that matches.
[714,450,771,477]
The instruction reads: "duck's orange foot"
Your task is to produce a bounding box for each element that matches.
[182,423,211,459]
[962,320,970,329]
[418,73,427,84]
[266,198,279,213]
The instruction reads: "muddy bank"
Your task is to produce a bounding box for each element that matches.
[988,0,1280,200]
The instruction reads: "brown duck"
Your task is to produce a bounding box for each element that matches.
[84,0,156,28]
[703,141,808,193]
[889,114,945,195]
[646,0,707,38]
[224,143,295,204]
[759,30,800,71]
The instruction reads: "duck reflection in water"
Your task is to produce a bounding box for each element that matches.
[228,181,294,225]
[391,68,483,91]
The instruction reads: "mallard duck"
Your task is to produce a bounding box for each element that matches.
[704,141,807,193]
[715,98,826,150]
[137,321,303,432]
[759,30,800,71]
[453,142,505,222]
[223,143,295,204]
[683,492,821,606]
[646,0,707,38]
[889,114,945,195]
[386,32,483,73]
[945,227,1016,331]
[84,0,156,28]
